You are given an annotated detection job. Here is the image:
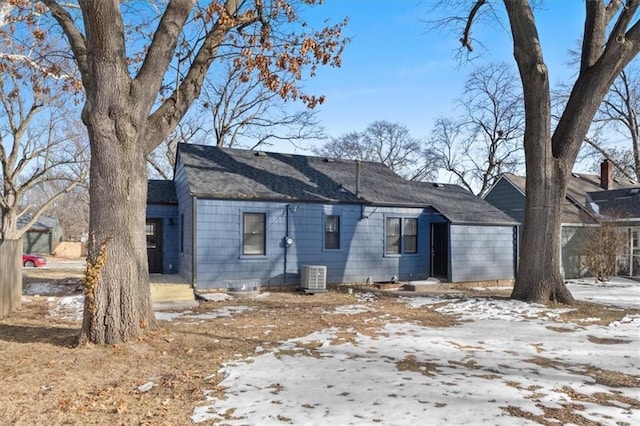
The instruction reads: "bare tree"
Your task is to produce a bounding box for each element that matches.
[24,133,90,242]
[591,67,640,180]
[147,61,325,179]
[203,62,325,149]
[314,120,437,181]
[0,6,87,317]
[438,1,640,304]
[37,0,347,344]
[429,63,524,196]
[582,222,627,282]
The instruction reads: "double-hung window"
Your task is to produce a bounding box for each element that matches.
[403,218,418,254]
[386,218,401,254]
[243,212,266,255]
[325,215,340,250]
[385,217,418,255]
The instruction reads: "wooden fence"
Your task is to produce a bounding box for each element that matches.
[0,239,22,318]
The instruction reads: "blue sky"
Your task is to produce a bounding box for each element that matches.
[282,1,588,156]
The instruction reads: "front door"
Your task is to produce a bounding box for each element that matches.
[146,219,163,274]
[431,223,449,278]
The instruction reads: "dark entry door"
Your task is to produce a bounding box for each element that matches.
[431,223,449,278]
[146,219,163,274]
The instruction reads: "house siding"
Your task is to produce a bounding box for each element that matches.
[449,225,516,282]
[174,157,194,283]
[193,200,436,289]
[22,222,63,255]
[483,178,525,224]
[146,204,179,274]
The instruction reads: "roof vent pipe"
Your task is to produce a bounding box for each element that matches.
[355,160,361,198]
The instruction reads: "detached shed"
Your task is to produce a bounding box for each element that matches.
[19,216,64,255]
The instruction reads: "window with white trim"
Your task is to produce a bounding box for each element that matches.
[403,218,418,254]
[385,217,418,255]
[324,215,340,250]
[243,212,266,255]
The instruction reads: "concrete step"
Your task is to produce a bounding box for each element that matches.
[150,283,195,303]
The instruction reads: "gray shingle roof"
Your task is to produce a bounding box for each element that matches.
[148,179,177,204]
[177,143,517,225]
[587,187,640,219]
[503,172,638,224]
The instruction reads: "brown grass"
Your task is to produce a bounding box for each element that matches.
[1,279,460,425]
[2,273,637,425]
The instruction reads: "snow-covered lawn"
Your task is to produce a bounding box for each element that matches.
[37,277,640,425]
[191,278,640,425]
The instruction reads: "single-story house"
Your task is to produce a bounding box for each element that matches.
[483,160,639,278]
[17,215,64,255]
[147,143,518,290]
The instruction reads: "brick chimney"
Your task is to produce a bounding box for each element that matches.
[600,159,614,190]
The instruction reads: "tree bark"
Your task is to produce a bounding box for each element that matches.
[79,115,158,344]
[502,2,574,304]
[73,1,170,344]
[0,239,22,318]
[511,160,574,303]
[505,1,640,304]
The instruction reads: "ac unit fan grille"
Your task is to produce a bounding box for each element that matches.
[300,265,327,290]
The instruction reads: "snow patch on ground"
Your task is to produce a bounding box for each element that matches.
[192,279,640,425]
[27,275,640,425]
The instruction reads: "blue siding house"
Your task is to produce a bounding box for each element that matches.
[147,143,518,290]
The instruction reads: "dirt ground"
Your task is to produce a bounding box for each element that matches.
[0,270,636,425]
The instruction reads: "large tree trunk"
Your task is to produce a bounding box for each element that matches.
[504,3,578,305]
[76,2,160,344]
[80,114,158,344]
[511,159,575,304]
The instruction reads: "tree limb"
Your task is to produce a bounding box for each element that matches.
[460,0,487,52]
[42,0,89,82]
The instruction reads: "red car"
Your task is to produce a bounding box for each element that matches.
[22,254,47,268]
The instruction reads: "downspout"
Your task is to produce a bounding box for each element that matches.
[192,195,197,289]
[284,204,289,285]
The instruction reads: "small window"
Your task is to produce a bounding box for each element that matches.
[325,215,340,250]
[243,212,266,255]
[403,218,418,254]
[386,217,401,254]
[146,223,157,249]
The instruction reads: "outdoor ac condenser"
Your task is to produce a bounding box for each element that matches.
[299,265,327,292]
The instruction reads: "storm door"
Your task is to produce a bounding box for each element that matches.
[431,223,449,278]
[146,219,163,274]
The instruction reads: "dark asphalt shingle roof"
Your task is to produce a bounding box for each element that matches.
[587,187,640,219]
[148,179,177,204]
[504,172,638,224]
[177,143,517,225]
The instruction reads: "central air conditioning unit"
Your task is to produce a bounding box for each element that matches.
[299,265,327,293]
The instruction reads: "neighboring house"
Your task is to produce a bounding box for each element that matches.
[483,160,639,278]
[17,216,64,255]
[146,143,518,290]
[586,187,640,276]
